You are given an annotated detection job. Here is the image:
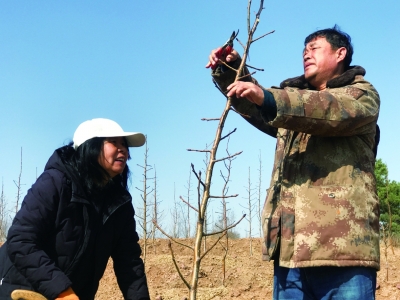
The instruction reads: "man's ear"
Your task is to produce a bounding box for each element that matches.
[336,47,347,63]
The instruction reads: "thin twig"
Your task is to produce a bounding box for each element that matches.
[236,38,246,50]
[180,196,199,212]
[204,214,246,237]
[218,239,227,251]
[201,118,220,121]
[230,107,251,119]
[252,29,275,43]
[209,194,238,199]
[246,64,264,71]
[247,0,252,33]
[152,220,194,250]
[212,151,243,163]
[200,231,227,260]
[219,60,238,72]
[135,187,154,195]
[187,149,211,153]
[237,71,256,81]
[168,240,191,289]
[190,165,205,191]
[196,169,202,209]
[212,78,228,98]
[220,128,237,141]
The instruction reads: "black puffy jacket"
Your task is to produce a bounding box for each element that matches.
[0,149,149,300]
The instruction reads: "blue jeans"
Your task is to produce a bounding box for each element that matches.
[273,259,377,300]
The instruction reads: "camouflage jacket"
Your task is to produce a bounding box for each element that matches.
[212,60,380,270]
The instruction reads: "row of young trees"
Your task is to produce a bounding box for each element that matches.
[3,155,398,244]
[0,182,8,242]
[134,136,266,255]
[0,148,24,243]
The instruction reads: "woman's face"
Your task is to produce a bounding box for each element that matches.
[98,137,129,178]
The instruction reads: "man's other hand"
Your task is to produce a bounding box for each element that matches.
[227,81,264,106]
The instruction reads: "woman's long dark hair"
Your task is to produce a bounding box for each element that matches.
[58,137,131,197]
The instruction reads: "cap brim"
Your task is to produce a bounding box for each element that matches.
[122,132,146,147]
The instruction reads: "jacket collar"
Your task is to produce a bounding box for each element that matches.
[279,66,366,89]
[46,147,132,217]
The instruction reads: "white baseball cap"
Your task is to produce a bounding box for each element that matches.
[73,118,146,149]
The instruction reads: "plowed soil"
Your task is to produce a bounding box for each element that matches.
[95,238,400,300]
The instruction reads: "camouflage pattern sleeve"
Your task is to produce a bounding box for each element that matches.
[211,58,278,138]
[267,77,380,136]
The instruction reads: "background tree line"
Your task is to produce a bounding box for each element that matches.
[375,159,400,241]
[1,158,399,244]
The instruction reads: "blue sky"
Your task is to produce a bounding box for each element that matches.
[1,1,399,237]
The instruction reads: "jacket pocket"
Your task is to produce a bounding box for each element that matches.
[261,192,281,260]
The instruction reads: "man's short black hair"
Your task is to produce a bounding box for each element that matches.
[305,25,353,69]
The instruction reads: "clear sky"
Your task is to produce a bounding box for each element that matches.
[1,1,399,237]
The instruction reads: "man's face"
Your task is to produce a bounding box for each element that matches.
[303,36,345,90]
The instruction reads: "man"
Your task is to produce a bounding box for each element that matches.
[207,25,380,299]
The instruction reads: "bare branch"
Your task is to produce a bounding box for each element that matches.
[236,0,265,81]
[220,128,237,141]
[168,240,191,289]
[247,0,252,33]
[201,118,220,121]
[212,151,243,163]
[197,170,202,210]
[219,60,238,72]
[245,64,264,71]
[230,107,251,119]
[152,220,194,251]
[200,231,227,260]
[236,37,246,50]
[209,194,239,199]
[204,214,246,237]
[187,149,211,153]
[218,239,228,251]
[252,29,275,43]
[136,163,154,170]
[180,196,199,212]
[135,187,154,196]
[191,164,205,190]
[212,78,228,98]
[237,71,256,81]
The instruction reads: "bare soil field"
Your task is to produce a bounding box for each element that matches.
[95,238,400,300]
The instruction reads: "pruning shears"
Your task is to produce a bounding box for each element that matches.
[208,30,239,70]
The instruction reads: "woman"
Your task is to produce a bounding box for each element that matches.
[0,118,150,300]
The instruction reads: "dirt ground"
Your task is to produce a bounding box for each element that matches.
[95,238,400,300]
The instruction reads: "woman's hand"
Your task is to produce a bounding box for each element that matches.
[55,287,79,300]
